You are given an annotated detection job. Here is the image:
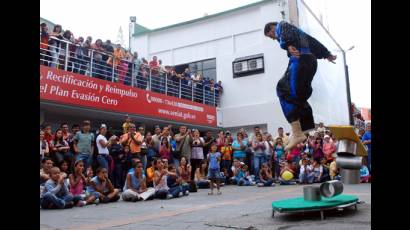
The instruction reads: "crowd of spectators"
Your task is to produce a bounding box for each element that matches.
[40,23,223,106]
[40,116,371,209]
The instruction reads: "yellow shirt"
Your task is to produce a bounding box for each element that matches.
[122,122,131,134]
[329,161,337,178]
[146,167,154,183]
[221,146,233,161]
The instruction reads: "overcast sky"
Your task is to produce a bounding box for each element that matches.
[40,0,370,108]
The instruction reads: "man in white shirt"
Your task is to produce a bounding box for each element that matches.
[96,124,115,170]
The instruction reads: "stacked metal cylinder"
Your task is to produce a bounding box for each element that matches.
[336,139,362,184]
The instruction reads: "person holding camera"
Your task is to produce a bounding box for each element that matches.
[190,130,205,180]
[174,126,193,167]
[120,124,144,169]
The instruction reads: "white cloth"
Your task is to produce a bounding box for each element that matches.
[96,134,109,155]
[300,165,313,174]
[122,188,155,201]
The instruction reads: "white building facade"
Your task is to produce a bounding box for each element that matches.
[131,0,350,135]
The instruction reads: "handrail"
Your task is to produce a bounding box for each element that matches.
[40,36,221,107]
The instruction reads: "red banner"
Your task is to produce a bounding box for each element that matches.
[40,66,217,127]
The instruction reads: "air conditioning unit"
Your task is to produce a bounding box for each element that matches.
[232,54,264,78]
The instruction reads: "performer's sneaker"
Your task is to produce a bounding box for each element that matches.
[285,120,307,152]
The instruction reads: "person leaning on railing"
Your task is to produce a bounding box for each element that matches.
[40,23,50,66]
[48,24,64,68]
[91,39,105,80]
[107,44,125,83]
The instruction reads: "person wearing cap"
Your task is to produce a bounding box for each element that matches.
[322,134,336,163]
[96,124,114,170]
[120,123,144,168]
[74,121,95,171]
[264,21,337,153]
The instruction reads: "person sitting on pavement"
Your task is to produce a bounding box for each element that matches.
[257,163,275,187]
[41,167,86,209]
[195,160,210,189]
[86,167,120,204]
[122,162,155,202]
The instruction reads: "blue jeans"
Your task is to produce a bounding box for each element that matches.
[274,159,281,179]
[113,163,124,189]
[238,178,251,186]
[257,179,274,186]
[172,157,180,169]
[140,154,147,171]
[169,186,182,198]
[367,148,371,172]
[196,180,210,189]
[155,189,170,199]
[41,193,82,209]
[97,154,109,169]
[77,153,93,171]
[299,172,314,184]
[253,154,267,179]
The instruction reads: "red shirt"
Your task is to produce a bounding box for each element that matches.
[40,32,49,50]
[44,133,53,146]
[149,60,158,75]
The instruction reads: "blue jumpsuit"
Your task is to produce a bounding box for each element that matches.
[275,21,331,131]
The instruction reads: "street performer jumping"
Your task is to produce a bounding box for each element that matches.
[264,21,337,151]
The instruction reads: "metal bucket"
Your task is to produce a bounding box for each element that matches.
[341,169,360,184]
[320,180,344,197]
[303,186,321,201]
[337,139,357,155]
[336,155,363,169]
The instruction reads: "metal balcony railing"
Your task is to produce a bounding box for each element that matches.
[40,36,221,107]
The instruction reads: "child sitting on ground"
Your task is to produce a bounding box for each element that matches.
[41,167,86,209]
[122,162,156,201]
[320,158,331,182]
[166,164,186,198]
[153,159,173,199]
[86,167,120,204]
[69,160,87,199]
[237,164,255,186]
[312,158,323,183]
[360,158,370,183]
[257,163,274,187]
[178,157,191,195]
[146,158,157,188]
[329,159,340,180]
[195,160,210,188]
[299,158,314,184]
[230,159,241,185]
[279,161,297,185]
[59,160,69,182]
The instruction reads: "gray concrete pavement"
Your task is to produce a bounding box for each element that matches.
[40,183,371,230]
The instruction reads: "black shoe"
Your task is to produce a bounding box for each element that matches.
[131,197,139,202]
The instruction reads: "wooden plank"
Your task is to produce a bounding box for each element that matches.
[327,125,368,156]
